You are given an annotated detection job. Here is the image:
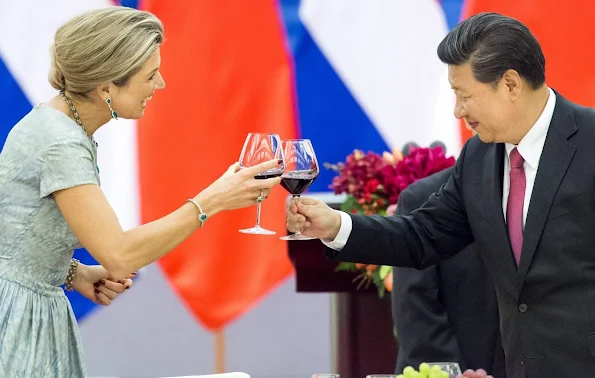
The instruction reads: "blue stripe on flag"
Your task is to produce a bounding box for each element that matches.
[278,0,390,192]
[441,0,465,30]
[0,57,32,150]
[118,0,140,9]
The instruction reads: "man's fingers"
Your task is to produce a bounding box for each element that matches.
[288,200,299,214]
[296,196,319,206]
[286,215,309,233]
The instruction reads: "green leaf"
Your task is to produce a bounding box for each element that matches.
[369,268,386,298]
[379,265,392,280]
[340,196,362,214]
[335,262,359,272]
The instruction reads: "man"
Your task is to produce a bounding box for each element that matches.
[392,167,506,377]
[286,12,595,378]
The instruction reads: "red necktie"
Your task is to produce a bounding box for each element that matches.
[507,148,526,266]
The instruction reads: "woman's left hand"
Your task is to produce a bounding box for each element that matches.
[72,263,134,305]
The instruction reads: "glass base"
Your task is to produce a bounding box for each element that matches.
[280,233,317,241]
[239,225,276,235]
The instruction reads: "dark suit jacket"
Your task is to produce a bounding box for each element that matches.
[326,92,595,378]
[392,167,506,378]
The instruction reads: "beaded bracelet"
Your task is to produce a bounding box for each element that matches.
[64,258,80,292]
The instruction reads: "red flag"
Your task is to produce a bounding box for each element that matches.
[463,1,595,108]
[138,0,296,330]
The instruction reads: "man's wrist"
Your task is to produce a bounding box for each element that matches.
[323,210,343,241]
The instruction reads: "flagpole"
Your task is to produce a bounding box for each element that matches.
[215,329,226,373]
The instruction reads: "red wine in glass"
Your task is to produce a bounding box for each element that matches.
[280,139,319,241]
[280,173,317,195]
[256,172,283,180]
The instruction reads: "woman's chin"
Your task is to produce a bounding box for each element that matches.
[127,109,145,120]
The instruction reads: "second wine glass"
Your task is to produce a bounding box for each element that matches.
[280,139,319,241]
[238,132,284,235]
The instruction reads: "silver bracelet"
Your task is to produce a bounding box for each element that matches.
[64,258,80,292]
[187,198,208,227]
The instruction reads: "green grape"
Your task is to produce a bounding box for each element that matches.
[419,362,431,376]
[403,366,416,377]
[428,373,440,378]
[397,375,406,378]
[430,365,442,374]
[439,372,449,378]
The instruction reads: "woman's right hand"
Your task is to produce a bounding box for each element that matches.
[196,159,282,215]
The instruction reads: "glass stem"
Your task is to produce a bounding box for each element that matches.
[293,195,302,235]
[255,202,262,227]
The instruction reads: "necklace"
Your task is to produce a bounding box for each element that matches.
[59,90,98,148]
[59,91,100,174]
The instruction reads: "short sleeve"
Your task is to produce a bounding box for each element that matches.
[39,139,98,198]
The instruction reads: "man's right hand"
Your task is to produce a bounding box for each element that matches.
[286,197,342,240]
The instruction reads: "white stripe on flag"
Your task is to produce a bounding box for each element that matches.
[94,119,140,231]
[0,0,113,105]
[300,0,460,154]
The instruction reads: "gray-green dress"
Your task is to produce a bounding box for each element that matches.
[0,105,100,377]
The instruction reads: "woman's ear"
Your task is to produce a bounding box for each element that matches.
[95,83,112,102]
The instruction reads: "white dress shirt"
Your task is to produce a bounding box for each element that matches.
[323,88,557,250]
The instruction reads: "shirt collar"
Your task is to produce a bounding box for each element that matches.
[505,87,556,169]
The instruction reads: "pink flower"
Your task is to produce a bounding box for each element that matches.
[382,146,455,205]
[382,148,404,166]
[382,151,396,166]
[386,204,397,216]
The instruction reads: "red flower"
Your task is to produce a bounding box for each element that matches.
[364,178,381,194]
[329,150,386,198]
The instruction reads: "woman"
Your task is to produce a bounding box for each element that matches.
[0,7,281,377]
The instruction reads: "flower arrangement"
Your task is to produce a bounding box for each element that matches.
[325,144,455,297]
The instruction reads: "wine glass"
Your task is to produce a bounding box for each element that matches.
[427,362,462,375]
[238,132,284,235]
[279,139,319,241]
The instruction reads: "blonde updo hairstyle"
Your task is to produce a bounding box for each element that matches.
[49,7,163,99]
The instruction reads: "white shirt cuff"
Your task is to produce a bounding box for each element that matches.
[321,210,353,251]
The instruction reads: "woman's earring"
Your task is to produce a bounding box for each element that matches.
[106,98,118,120]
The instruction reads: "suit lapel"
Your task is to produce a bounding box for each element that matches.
[483,143,519,293]
[517,93,578,288]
